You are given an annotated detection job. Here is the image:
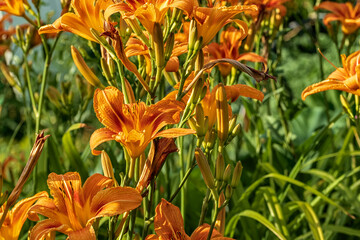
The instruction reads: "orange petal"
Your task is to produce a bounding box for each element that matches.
[154,128,195,138]
[38,18,63,35]
[191,224,233,240]
[93,87,127,133]
[165,57,180,72]
[82,173,113,201]
[143,99,185,135]
[90,128,116,156]
[68,224,96,240]
[90,187,142,218]
[29,219,66,240]
[153,199,189,239]
[223,84,264,102]
[301,79,360,100]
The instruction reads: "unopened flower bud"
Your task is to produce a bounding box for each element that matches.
[231,161,243,188]
[194,148,215,189]
[223,164,232,183]
[228,115,238,133]
[0,63,22,94]
[15,25,23,43]
[203,129,216,151]
[216,83,229,150]
[101,151,117,186]
[227,123,242,143]
[340,94,354,119]
[165,32,175,62]
[188,19,198,54]
[215,153,225,181]
[153,22,165,68]
[71,46,105,89]
[46,86,62,108]
[124,78,136,104]
[225,185,233,199]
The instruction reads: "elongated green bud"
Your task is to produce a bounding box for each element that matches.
[195,148,215,189]
[216,153,225,181]
[216,83,229,150]
[153,22,165,68]
[231,161,243,188]
[165,32,175,62]
[223,164,232,183]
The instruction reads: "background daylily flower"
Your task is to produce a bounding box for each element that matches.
[38,0,113,42]
[0,0,25,16]
[302,50,360,100]
[28,172,142,240]
[146,199,234,240]
[0,191,48,240]
[90,86,195,159]
[105,0,194,36]
[193,4,257,46]
[207,25,267,76]
[315,1,360,35]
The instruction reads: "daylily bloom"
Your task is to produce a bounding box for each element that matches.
[38,0,113,42]
[28,172,142,240]
[244,0,288,17]
[105,0,194,36]
[302,50,360,100]
[0,191,48,240]
[207,26,267,76]
[146,199,234,240]
[315,1,360,35]
[193,4,257,46]
[125,35,187,73]
[90,86,195,159]
[0,0,25,16]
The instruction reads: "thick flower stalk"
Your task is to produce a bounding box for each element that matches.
[302,50,360,100]
[28,172,142,240]
[90,86,195,159]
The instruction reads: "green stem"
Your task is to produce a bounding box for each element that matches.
[127,209,137,240]
[23,54,37,115]
[169,158,196,202]
[178,137,186,221]
[142,180,155,239]
[115,59,129,104]
[198,189,210,226]
[206,199,219,240]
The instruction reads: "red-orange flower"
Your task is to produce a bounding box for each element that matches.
[0,0,25,16]
[207,25,266,76]
[315,1,360,35]
[90,86,195,159]
[28,172,142,240]
[146,199,234,240]
[38,0,112,42]
[302,50,360,100]
[0,191,48,240]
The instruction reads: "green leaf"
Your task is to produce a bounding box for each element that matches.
[227,210,287,240]
[62,123,88,179]
[323,225,360,237]
[292,201,324,240]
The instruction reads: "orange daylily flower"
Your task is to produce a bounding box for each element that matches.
[315,1,360,35]
[193,4,257,46]
[125,35,187,72]
[38,0,112,42]
[0,0,25,16]
[28,172,142,240]
[0,191,48,240]
[105,0,194,36]
[90,86,195,159]
[207,26,267,76]
[244,0,288,16]
[302,50,360,100]
[146,199,234,240]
